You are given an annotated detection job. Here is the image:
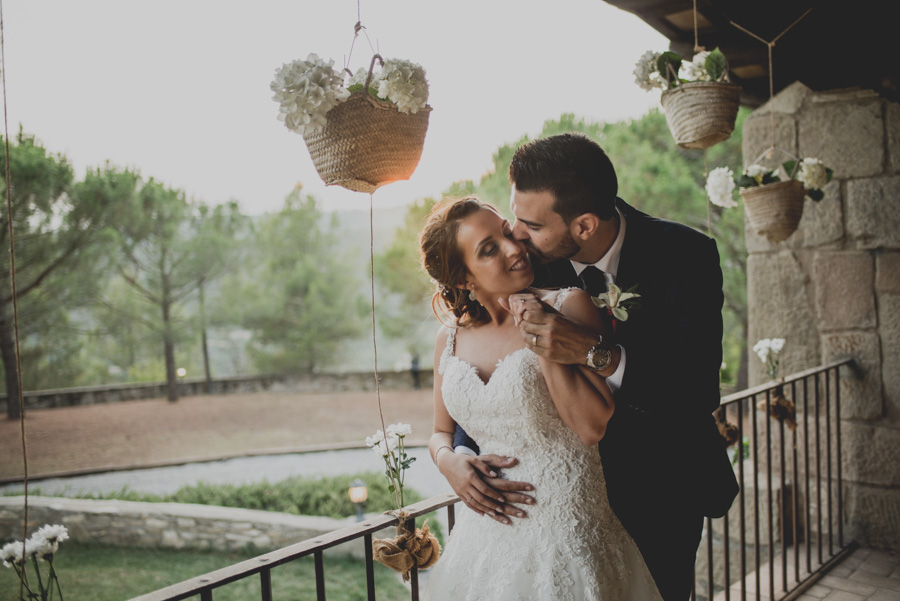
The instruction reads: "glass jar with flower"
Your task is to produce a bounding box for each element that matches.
[270,53,431,194]
[705,153,833,242]
[634,47,741,149]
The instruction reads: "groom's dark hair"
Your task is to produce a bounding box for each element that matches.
[509,132,618,223]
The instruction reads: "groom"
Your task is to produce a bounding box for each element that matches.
[442,133,738,601]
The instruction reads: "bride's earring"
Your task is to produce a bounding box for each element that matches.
[468,285,477,302]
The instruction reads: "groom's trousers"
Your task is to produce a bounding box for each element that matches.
[599,407,706,601]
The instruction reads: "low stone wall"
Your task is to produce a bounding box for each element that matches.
[0,369,434,413]
[0,496,391,558]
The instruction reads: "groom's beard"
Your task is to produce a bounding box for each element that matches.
[525,231,581,266]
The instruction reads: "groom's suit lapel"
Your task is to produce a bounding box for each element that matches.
[611,198,653,342]
[614,198,650,288]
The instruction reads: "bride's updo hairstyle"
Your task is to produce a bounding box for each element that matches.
[419,196,498,327]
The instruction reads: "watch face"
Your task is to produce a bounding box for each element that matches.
[590,347,610,370]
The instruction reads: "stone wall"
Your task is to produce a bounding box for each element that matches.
[0,369,434,413]
[0,496,390,559]
[743,82,900,552]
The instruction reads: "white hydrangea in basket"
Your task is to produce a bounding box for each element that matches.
[270,53,432,194]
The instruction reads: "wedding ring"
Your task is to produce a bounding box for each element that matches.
[467,496,474,504]
[532,334,538,346]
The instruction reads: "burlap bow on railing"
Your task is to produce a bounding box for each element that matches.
[372,510,441,582]
[760,384,797,431]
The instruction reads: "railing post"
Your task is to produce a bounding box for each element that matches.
[765,389,775,601]
[410,564,420,601]
[779,413,787,594]
[260,567,272,601]
[738,397,746,601]
[835,365,844,548]
[315,550,326,601]
[815,372,822,565]
[364,533,376,601]
[825,369,833,555]
[707,515,714,599]
[790,380,800,586]
[802,376,811,575]
[752,392,761,601]
[722,406,732,601]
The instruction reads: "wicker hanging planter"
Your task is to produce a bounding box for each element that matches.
[272,52,431,194]
[740,180,806,243]
[660,81,741,150]
[303,92,431,194]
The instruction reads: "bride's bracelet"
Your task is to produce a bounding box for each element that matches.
[433,445,454,464]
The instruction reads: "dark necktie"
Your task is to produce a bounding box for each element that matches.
[580,266,617,338]
[579,265,611,297]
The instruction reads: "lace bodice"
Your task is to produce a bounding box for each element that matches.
[426,289,661,601]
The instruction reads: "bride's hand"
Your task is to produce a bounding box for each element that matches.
[436,452,535,525]
[499,291,543,326]
[510,294,606,367]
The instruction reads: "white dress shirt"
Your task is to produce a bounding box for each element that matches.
[569,207,627,392]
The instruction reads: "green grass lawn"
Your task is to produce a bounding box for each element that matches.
[1,542,411,601]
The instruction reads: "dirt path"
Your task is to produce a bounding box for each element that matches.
[0,389,434,481]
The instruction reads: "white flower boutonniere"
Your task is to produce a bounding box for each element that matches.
[591,283,641,322]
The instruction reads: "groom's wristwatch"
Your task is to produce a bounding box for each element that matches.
[585,338,612,371]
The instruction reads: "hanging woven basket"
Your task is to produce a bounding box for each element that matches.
[660,82,741,150]
[302,92,431,194]
[740,180,806,243]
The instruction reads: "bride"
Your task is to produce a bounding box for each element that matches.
[420,196,662,600]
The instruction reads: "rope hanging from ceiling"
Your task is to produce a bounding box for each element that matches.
[1,2,34,599]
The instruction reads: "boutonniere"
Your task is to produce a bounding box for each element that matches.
[591,283,641,322]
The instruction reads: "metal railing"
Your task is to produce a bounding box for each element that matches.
[128,494,459,601]
[129,358,854,601]
[694,358,855,601]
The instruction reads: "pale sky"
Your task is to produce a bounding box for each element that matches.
[1,0,668,214]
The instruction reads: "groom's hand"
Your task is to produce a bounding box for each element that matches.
[504,294,600,367]
[436,451,535,525]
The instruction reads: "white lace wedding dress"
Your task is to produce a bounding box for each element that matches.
[424,291,662,601]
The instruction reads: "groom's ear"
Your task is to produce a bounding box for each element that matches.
[570,213,600,241]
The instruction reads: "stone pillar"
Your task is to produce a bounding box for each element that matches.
[743,82,900,552]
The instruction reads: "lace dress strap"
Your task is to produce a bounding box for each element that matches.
[438,325,458,376]
[552,287,580,312]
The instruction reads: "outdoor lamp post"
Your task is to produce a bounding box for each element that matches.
[348,478,368,522]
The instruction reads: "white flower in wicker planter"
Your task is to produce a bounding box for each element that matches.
[705,166,738,208]
[271,53,432,194]
[714,157,834,242]
[634,47,741,150]
[271,53,351,136]
[735,158,833,201]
